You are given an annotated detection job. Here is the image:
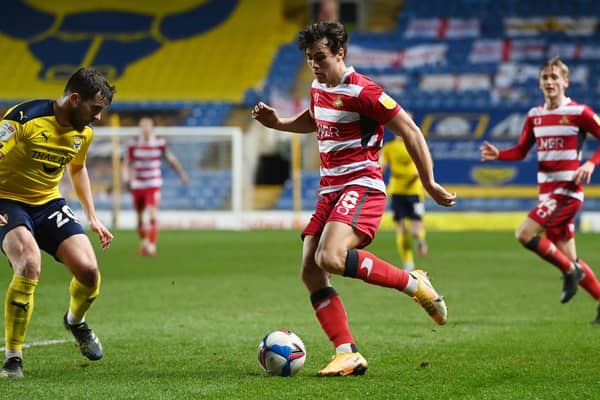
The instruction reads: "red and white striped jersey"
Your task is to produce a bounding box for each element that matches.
[310,67,401,196]
[499,97,600,201]
[126,136,167,190]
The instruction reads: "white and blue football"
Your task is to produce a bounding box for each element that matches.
[258,329,306,377]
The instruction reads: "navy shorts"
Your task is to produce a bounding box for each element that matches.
[390,194,424,221]
[0,198,85,260]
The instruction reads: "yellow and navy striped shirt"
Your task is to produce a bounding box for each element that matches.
[0,100,92,204]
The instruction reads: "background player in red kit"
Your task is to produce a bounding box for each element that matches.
[481,57,600,322]
[122,117,188,256]
[252,21,456,376]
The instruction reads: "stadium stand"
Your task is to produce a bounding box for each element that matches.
[272,0,600,212]
[0,0,302,212]
[2,0,600,215]
[0,0,299,107]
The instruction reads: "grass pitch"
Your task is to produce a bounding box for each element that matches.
[1,229,600,399]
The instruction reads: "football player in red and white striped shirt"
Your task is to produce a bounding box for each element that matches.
[481,57,600,322]
[252,21,456,376]
[122,117,188,256]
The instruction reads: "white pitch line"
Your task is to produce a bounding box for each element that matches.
[0,338,70,351]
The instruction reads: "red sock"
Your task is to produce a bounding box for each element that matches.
[148,219,158,245]
[524,236,572,273]
[310,287,354,348]
[343,249,410,290]
[137,221,146,240]
[578,259,600,300]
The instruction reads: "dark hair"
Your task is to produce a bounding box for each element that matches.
[64,67,116,103]
[298,21,348,57]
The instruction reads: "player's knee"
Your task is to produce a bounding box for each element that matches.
[515,227,533,245]
[397,221,408,234]
[515,230,527,244]
[11,250,41,279]
[78,270,99,288]
[314,248,345,274]
[73,261,100,288]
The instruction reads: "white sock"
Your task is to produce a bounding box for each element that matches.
[67,310,85,325]
[335,343,353,353]
[6,349,22,360]
[402,274,419,296]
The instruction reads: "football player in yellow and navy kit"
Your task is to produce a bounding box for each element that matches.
[0,68,115,378]
[381,134,428,271]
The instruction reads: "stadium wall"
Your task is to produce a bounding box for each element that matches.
[90,209,600,233]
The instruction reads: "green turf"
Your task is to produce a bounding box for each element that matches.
[1,229,599,399]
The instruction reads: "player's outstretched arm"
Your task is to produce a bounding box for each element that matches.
[68,163,114,250]
[385,109,456,207]
[121,152,131,191]
[480,141,500,161]
[166,151,189,186]
[251,101,315,133]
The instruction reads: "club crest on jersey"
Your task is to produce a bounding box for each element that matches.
[378,93,397,110]
[332,95,344,108]
[73,136,84,152]
[533,117,542,125]
[0,122,16,141]
[559,116,570,125]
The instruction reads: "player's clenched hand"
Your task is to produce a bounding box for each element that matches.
[480,141,499,161]
[424,182,457,207]
[251,102,279,129]
[0,214,6,225]
[573,160,595,184]
[88,217,114,250]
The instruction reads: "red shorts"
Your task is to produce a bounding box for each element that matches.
[131,187,161,211]
[302,185,386,248]
[528,194,581,242]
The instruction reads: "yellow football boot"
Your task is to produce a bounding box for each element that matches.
[317,352,368,377]
[410,269,448,325]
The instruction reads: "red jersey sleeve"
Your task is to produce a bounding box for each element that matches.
[357,84,401,125]
[498,114,535,161]
[580,105,600,138]
[579,106,600,164]
[127,142,134,158]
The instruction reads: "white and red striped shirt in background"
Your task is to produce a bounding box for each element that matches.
[499,97,600,201]
[127,136,167,190]
[310,67,401,196]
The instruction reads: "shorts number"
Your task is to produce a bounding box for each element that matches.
[48,205,80,228]
[535,198,557,219]
[335,190,359,216]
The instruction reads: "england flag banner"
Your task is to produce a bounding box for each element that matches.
[347,44,447,69]
[404,18,480,39]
